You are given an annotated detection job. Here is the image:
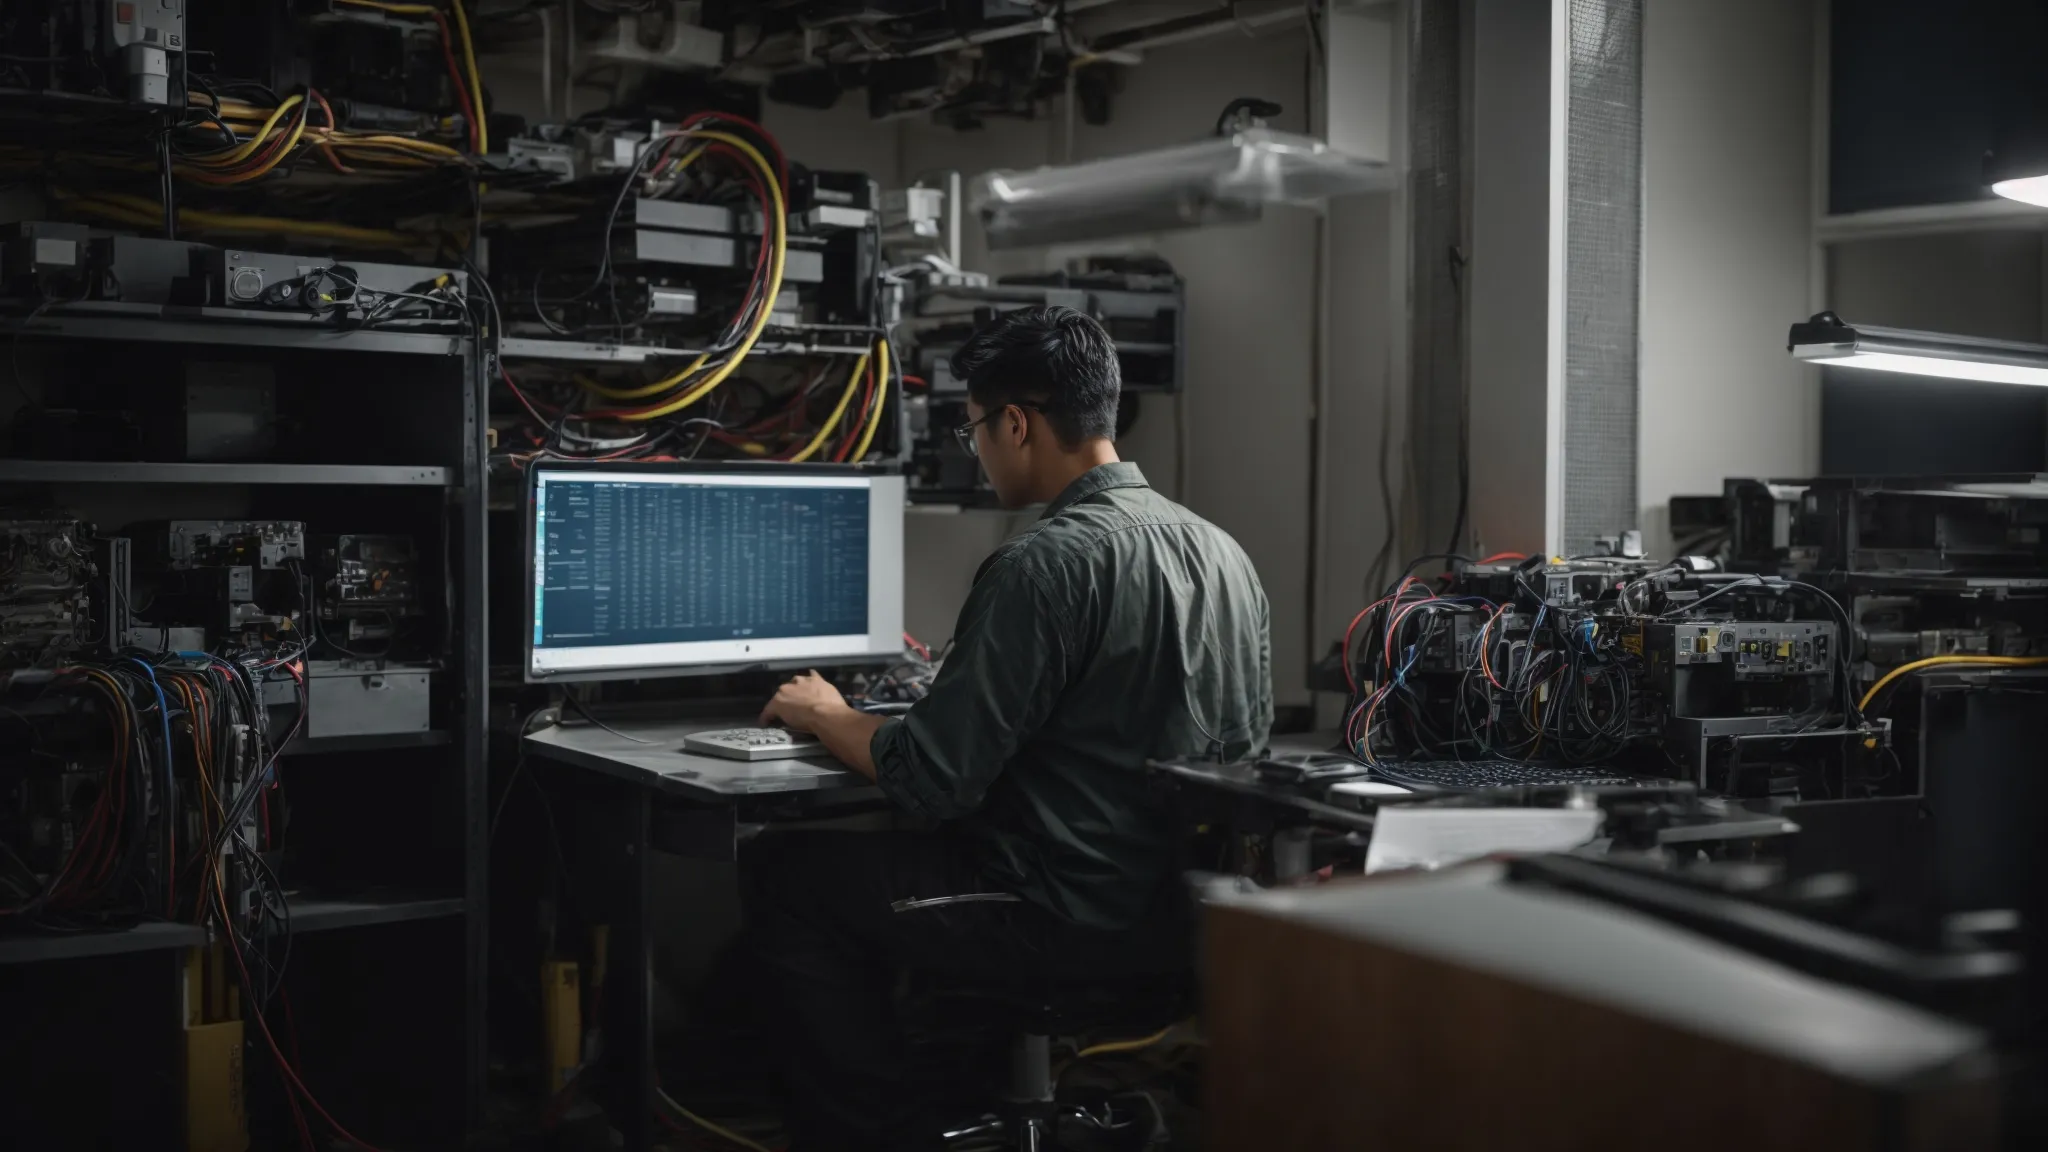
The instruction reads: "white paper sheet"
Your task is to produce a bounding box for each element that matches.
[1363,806,1603,874]
[1329,780,1415,798]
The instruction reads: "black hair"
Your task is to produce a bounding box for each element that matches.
[951,305,1121,447]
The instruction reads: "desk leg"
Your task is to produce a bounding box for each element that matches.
[604,782,655,1152]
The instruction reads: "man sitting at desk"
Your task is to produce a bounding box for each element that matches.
[750,305,1274,1150]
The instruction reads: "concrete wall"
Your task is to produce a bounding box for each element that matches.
[1638,0,1819,555]
[895,27,1330,706]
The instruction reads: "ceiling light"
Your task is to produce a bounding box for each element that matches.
[1787,312,2048,388]
[1986,131,2048,208]
[1990,175,2048,209]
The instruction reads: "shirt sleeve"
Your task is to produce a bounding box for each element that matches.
[869,558,1070,821]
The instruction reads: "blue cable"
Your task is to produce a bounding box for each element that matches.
[127,657,179,854]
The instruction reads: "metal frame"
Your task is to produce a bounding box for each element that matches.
[0,462,452,485]
[0,317,490,1135]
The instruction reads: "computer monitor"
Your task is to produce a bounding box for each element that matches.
[525,463,906,682]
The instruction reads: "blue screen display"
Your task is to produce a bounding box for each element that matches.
[533,475,871,651]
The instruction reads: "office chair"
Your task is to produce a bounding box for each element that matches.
[891,893,1189,1151]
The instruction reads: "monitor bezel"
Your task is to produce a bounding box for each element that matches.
[522,460,905,684]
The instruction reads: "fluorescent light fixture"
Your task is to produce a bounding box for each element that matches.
[1991,175,2048,208]
[971,128,1395,250]
[1787,312,2048,388]
[1986,136,2048,208]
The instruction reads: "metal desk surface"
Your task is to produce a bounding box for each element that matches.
[1150,731,1798,846]
[522,717,870,802]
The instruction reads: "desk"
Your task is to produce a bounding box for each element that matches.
[523,717,872,1152]
[1150,731,1798,878]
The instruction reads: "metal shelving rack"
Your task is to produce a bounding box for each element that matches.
[0,312,489,1146]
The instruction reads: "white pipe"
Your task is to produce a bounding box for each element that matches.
[946,171,963,269]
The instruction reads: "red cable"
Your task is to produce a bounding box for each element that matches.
[832,353,877,462]
[584,164,776,420]
[432,13,478,153]
[1477,552,1526,564]
[500,366,556,427]
[676,110,789,194]
[218,897,388,1152]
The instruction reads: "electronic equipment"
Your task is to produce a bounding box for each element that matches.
[1730,474,2048,577]
[1,226,468,327]
[0,1,187,108]
[682,727,825,762]
[1337,555,1875,795]
[129,520,307,650]
[178,249,466,323]
[0,222,99,298]
[187,0,465,132]
[304,659,430,739]
[525,464,907,683]
[904,256,1184,503]
[494,164,881,341]
[1723,475,2048,790]
[313,534,422,651]
[1635,620,1837,709]
[1366,759,1646,792]
[0,518,96,670]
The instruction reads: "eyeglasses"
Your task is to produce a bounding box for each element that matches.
[951,404,1041,458]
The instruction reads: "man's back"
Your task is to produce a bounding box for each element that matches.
[870,461,1273,929]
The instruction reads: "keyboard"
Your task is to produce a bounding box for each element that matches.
[1367,758,1643,792]
[681,727,825,762]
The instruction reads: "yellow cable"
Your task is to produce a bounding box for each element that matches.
[193,94,303,167]
[655,1086,772,1152]
[1857,656,2048,713]
[182,109,310,185]
[448,1,489,155]
[580,355,711,401]
[785,352,870,463]
[847,338,890,462]
[610,131,788,420]
[59,190,414,246]
[1075,1024,1177,1061]
[332,2,483,151]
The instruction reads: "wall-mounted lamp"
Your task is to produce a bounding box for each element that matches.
[1788,312,2048,387]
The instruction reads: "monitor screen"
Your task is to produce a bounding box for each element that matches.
[526,465,906,681]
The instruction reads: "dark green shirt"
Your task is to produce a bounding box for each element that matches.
[870,462,1273,929]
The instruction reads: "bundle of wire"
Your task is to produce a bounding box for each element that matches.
[1341,569,1640,766]
[0,643,382,1147]
[1341,562,1866,767]
[0,661,167,925]
[0,646,293,917]
[8,1,488,253]
[500,112,890,465]
[502,335,893,466]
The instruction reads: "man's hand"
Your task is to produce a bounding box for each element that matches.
[759,670,854,733]
[757,671,884,780]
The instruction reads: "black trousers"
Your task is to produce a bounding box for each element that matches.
[740,829,1185,1152]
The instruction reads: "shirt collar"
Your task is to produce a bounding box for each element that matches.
[1041,461,1149,520]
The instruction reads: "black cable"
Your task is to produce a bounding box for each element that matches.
[1651,576,1768,619]
[560,692,656,743]
[1387,553,1474,593]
